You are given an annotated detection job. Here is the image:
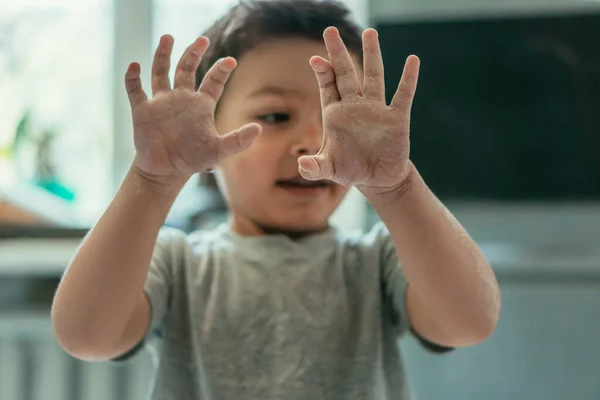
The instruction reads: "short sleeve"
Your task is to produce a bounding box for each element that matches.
[112,226,188,362]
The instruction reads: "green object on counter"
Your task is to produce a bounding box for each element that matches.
[37,180,76,202]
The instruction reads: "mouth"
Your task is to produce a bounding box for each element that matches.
[275,175,332,196]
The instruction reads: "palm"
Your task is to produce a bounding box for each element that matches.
[299,27,419,191]
[319,99,409,187]
[124,34,261,182]
[132,90,219,177]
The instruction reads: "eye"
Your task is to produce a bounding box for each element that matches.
[257,113,290,124]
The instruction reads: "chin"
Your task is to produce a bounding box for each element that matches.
[260,214,330,236]
[281,217,329,231]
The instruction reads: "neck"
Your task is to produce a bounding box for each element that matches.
[228,214,329,240]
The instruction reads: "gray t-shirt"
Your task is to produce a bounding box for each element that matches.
[118,222,447,400]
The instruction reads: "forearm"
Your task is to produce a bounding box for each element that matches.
[51,164,184,349]
[361,163,501,346]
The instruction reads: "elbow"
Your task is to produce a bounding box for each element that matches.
[463,295,502,346]
[54,336,102,363]
[51,305,113,362]
[53,326,114,363]
[51,308,89,361]
[467,315,498,345]
[446,289,501,347]
[445,313,499,348]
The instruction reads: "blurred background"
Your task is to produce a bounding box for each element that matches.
[1,0,599,399]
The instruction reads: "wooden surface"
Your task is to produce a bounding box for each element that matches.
[0,200,47,225]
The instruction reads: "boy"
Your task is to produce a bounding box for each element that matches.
[51,1,501,399]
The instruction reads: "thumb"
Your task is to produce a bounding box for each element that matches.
[218,123,262,159]
[298,154,334,181]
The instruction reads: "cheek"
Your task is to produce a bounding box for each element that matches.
[333,185,351,202]
[225,142,281,190]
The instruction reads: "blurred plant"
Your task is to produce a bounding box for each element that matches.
[10,110,32,178]
[0,2,113,222]
[9,109,75,201]
[34,126,75,201]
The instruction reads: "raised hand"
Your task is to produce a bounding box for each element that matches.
[124,35,261,186]
[298,27,419,192]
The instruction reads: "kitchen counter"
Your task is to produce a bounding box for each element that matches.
[2,202,600,277]
[1,236,600,278]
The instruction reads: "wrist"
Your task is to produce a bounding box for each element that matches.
[358,161,418,205]
[128,163,189,201]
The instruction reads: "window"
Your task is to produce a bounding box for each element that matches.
[0,0,368,229]
[153,0,234,70]
[0,0,113,225]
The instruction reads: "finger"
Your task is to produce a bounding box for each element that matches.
[362,28,385,101]
[151,35,174,96]
[174,36,210,90]
[309,56,340,108]
[390,55,420,112]
[323,26,362,98]
[218,123,262,159]
[197,57,237,105]
[298,154,334,181]
[124,62,148,108]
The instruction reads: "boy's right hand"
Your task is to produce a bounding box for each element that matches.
[124,35,261,189]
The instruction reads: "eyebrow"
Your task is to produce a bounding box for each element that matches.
[246,86,304,99]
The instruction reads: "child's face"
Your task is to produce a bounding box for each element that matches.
[215,37,362,235]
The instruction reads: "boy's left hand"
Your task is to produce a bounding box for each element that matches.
[298,27,420,193]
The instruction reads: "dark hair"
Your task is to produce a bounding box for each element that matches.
[194,0,364,92]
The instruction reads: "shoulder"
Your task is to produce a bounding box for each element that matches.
[153,226,190,262]
[156,225,188,246]
[330,222,395,271]
[153,224,231,271]
[156,224,229,250]
[334,221,392,253]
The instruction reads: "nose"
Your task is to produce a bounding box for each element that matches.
[289,113,322,156]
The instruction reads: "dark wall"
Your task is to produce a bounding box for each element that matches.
[376,12,600,201]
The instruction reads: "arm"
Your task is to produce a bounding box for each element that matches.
[297,28,500,349]
[51,167,183,362]
[51,34,260,362]
[362,163,501,348]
